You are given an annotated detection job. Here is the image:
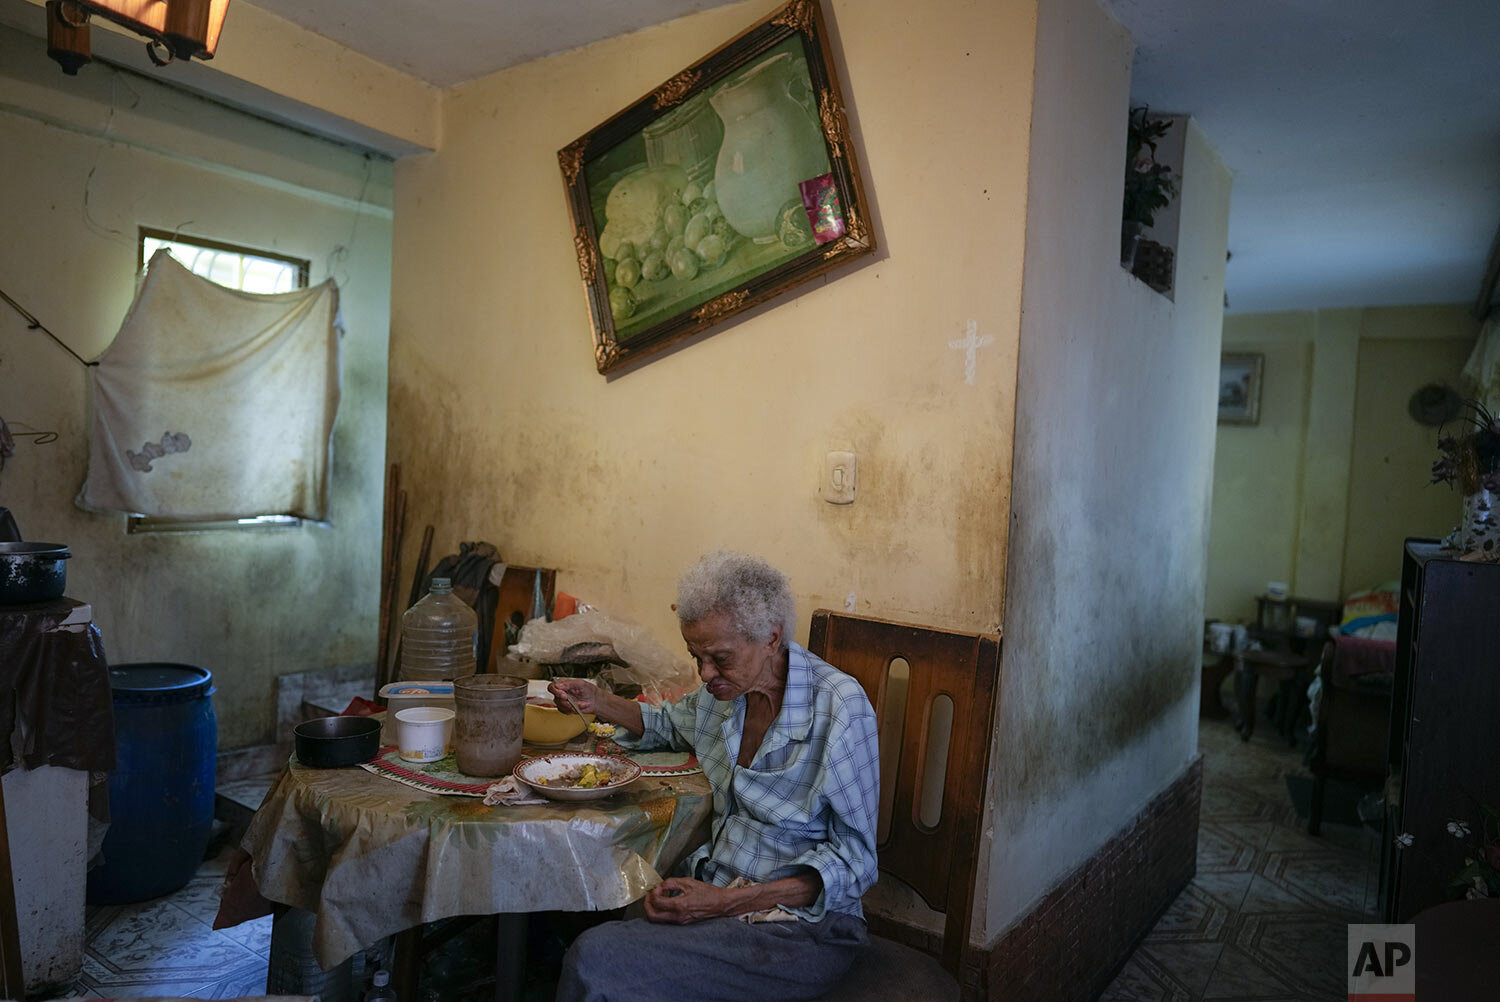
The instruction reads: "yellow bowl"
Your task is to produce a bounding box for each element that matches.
[523,703,593,745]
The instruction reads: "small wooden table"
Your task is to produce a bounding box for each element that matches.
[1232,648,1315,742]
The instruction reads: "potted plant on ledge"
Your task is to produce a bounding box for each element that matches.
[1121,107,1178,269]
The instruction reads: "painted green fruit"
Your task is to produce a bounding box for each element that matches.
[682,181,703,206]
[696,234,727,269]
[648,227,671,253]
[641,251,669,281]
[609,286,637,321]
[702,180,716,202]
[615,240,638,262]
[614,257,642,289]
[669,246,701,281]
[663,204,688,236]
[684,213,711,249]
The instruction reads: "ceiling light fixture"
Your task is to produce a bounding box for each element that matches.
[45,0,231,75]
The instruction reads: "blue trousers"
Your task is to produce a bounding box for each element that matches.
[556,912,867,1002]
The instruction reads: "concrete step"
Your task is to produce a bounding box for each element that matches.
[303,687,371,718]
[275,663,376,748]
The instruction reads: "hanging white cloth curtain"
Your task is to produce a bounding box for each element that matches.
[80,250,341,520]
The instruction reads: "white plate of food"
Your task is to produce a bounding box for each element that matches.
[512,753,641,802]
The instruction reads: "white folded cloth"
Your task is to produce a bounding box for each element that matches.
[483,776,546,806]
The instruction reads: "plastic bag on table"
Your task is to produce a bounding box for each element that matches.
[510,609,699,705]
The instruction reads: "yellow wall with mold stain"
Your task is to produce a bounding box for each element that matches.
[387,0,1036,653]
[1206,305,1475,622]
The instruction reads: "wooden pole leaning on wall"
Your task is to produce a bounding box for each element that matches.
[380,490,407,693]
[377,522,435,694]
[374,463,400,701]
[408,525,436,611]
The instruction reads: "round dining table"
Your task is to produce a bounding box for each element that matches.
[240,736,711,1000]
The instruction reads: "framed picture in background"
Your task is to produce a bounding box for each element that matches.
[1218,352,1264,425]
[558,0,875,376]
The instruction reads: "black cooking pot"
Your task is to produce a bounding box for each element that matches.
[294,715,382,768]
[0,542,71,604]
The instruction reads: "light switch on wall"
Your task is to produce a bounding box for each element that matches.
[823,451,857,504]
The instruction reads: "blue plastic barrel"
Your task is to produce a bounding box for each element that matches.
[86,662,218,904]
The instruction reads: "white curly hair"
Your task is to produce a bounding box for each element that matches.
[675,551,798,650]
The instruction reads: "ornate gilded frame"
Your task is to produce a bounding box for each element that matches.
[559,0,874,376]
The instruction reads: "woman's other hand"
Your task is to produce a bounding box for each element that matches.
[643,877,735,924]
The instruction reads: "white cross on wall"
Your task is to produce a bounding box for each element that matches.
[948,320,994,385]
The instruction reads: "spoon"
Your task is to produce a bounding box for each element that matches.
[549,677,593,750]
[547,670,586,719]
[557,688,586,720]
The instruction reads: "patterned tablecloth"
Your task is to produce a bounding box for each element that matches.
[241,742,712,968]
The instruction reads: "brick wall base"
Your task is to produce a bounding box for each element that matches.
[975,756,1203,1001]
[863,758,1202,1000]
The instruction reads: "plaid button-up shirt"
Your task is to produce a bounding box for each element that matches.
[616,642,879,920]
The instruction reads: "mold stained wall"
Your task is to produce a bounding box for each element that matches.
[989,0,1230,939]
[387,0,1036,648]
[1205,305,1475,622]
[0,27,393,748]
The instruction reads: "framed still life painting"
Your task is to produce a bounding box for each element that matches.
[558,0,875,375]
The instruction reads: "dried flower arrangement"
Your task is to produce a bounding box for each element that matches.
[1430,399,1500,493]
[1430,399,1500,557]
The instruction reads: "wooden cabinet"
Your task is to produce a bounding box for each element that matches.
[1381,539,1500,921]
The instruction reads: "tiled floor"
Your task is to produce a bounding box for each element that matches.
[1099,714,1381,1002]
[54,841,273,1000]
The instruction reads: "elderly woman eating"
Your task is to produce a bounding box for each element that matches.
[548,551,880,1002]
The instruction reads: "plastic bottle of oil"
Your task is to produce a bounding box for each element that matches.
[400,577,477,681]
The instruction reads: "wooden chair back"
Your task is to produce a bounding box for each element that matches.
[808,610,1001,977]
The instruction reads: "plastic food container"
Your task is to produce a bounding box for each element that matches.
[379,681,455,745]
[395,706,454,763]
